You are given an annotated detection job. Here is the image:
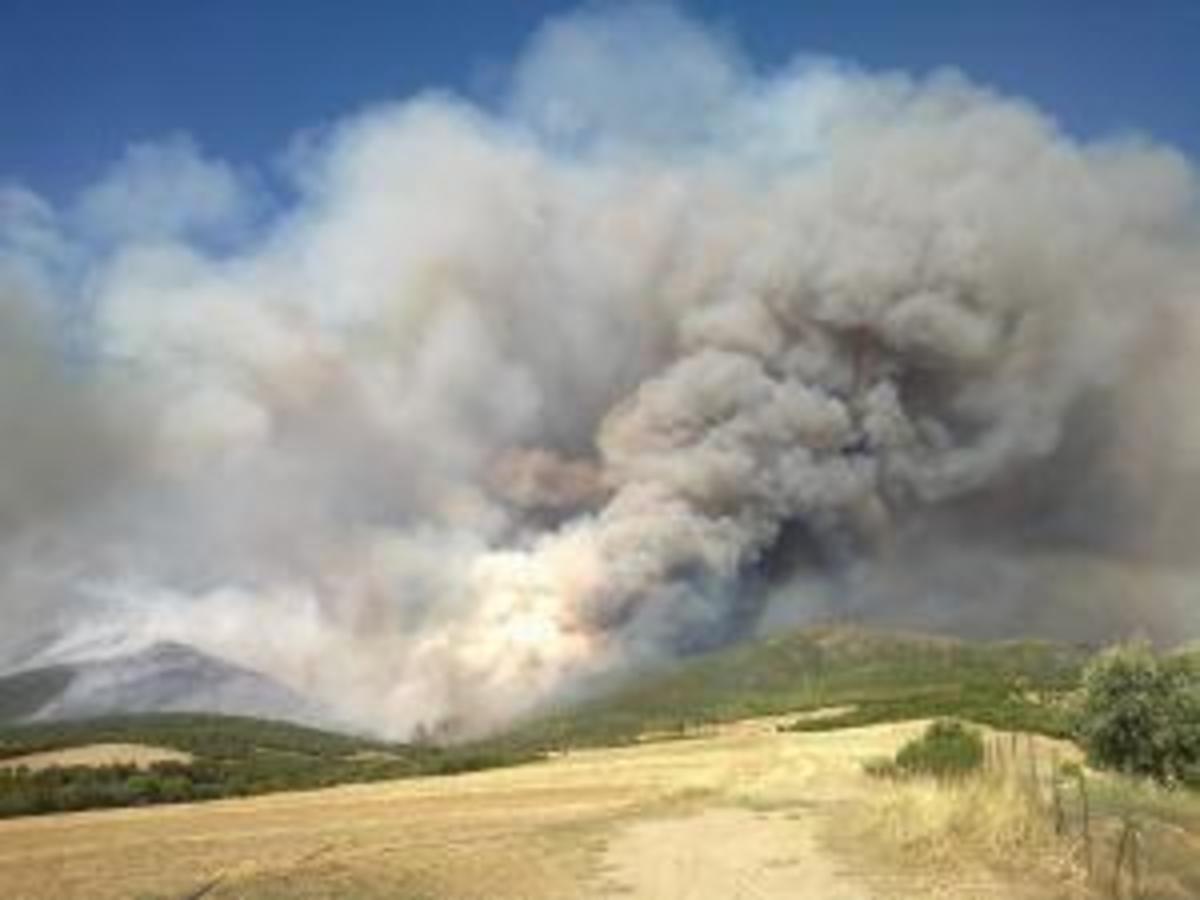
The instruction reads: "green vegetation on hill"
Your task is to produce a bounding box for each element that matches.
[0,712,383,761]
[0,713,539,819]
[1172,642,1200,670]
[503,626,1087,750]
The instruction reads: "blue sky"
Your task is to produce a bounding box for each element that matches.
[3,1,1199,201]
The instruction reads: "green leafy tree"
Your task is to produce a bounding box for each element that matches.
[1076,642,1200,786]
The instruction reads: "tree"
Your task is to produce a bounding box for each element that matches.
[1076,642,1200,787]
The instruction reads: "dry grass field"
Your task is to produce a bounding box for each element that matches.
[0,744,193,772]
[0,717,1100,900]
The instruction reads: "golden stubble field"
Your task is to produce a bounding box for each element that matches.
[0,719,1080,899]
[0,744,193,772]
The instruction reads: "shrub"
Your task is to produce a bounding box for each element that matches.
[1076,642,1200,787]
[893,719,984,779]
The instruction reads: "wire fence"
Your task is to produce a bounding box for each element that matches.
[985,731,1198,900]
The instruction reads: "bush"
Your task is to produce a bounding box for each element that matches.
[892,719,984,779]
[1076,642,1200,787]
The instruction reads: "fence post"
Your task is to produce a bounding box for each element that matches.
[1112,819,1131,898]
[1130,820,1141,900]
[1111,815,1142,899]
[1077,769,1092,878]
[1026,735,1040,807]
[1051,759,1065,836]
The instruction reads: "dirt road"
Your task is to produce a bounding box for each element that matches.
[0,718,1045,898]
[590,807,868,899]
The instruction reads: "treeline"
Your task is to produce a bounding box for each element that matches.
[782,680,1077,739]
[0,761,227,816]
[0,713,385,762]
[0,748,540,818]
[0,714,541,819]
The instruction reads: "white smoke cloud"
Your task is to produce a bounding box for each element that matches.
[2,4,1199,737]
[510,2,746,149]
[75,134,258,243]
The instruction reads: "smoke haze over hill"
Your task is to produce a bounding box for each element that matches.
[2,4,1199,737]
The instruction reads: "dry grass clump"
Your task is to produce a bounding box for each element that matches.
[851,734,1089,896]
[870,771,1064,868]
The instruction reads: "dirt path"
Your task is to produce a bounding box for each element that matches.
[585,717,924,899]
[590,807,869,899]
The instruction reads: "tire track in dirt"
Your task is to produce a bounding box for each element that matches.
[588,807,870,899]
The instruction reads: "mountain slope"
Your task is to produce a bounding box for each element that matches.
[0,664,75,725]
[503,625,1090,749]
[0,642,331,728]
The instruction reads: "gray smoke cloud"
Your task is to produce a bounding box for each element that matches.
[3,4,1200,736]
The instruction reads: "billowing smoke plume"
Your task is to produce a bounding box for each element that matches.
[3,5,1199,736]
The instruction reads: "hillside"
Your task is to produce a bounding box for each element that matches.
[0,712,384,762]
[503,625,1089,749]
[0,664,75,725]
[0,625,1101,819]
[1174,641,1200,667]
[0,713,536,818]
[0,641,332,728]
